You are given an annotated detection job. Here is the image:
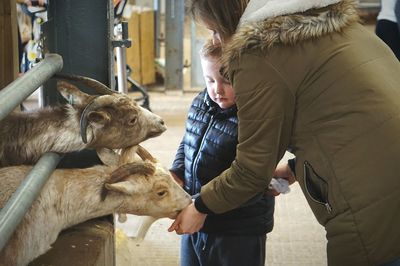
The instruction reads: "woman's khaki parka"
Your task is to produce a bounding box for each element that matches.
[198,0,400,265]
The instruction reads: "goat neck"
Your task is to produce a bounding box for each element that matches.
[0,106,86,166]
[0,165,120,266]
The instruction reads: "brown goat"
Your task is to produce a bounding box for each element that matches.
[0,74,166,166]
[0,146,191,266]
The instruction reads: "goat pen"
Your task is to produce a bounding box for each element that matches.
[0,54,63,251]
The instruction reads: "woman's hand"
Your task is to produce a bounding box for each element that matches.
[274,162,296,185]
[266,162,297,196]
[168,203,207,234]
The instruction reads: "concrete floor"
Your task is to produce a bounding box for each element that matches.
[115,91,328,266]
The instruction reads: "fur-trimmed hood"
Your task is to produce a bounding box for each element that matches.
[239,0,342,25]
[222,0,360,72]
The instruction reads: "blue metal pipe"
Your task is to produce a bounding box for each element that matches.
[0,152,62,251]
[0,54,63,121]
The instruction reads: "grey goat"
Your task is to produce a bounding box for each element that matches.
[0,146,191,266]
[0,74,166,166]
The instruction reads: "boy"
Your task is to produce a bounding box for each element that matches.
[169,40,275,266]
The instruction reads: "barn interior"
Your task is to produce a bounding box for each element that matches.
[0,0,383,265]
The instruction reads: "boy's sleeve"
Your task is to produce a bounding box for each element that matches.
[170,91,204,180]
[169,139,185,179]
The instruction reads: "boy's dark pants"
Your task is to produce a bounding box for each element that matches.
[180,232,266,266]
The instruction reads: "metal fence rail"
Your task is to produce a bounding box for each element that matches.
[0,54,63,120]
[0,54,63,251]
[0,153,62,251]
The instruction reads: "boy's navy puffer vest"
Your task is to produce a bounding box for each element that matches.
[171,90,275,235]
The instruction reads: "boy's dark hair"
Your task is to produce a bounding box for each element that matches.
[199,39,222,60]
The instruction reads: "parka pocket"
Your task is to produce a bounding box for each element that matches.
[303,161,332,214]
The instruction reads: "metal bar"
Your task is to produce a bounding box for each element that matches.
[154,0,162,58]
[108,0,116,91]
[115,46,128,94]
[0,152,62,251]
[165,0,184,91]
[0,54,63,121]
[114,22,130,94]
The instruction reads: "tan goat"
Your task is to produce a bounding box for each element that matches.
[0,74,166,167]
[0,146,191,266]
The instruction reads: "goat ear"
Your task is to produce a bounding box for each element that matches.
[87,111,111,126]
[57,81,90,105]
[105,181,138,195]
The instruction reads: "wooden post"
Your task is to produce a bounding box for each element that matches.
[127,9,141,83]
[126,6,155,85]
[0,0,19,89]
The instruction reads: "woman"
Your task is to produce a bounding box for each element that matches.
[169,0,400,265]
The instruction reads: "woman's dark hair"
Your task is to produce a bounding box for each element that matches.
[187,0,250,42]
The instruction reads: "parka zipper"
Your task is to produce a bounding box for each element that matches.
[191,114,215,195]
[304,181,333,214]
[303,161,332,214]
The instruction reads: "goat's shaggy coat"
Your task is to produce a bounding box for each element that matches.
[0,159,191,266]
[0,80,166,166]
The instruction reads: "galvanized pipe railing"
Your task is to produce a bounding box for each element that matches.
[0,54,63,251]
[0,153,62,251]
[0,54,63,121]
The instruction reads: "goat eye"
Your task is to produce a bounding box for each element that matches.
[157,190,167,197]
[127,117,137,125]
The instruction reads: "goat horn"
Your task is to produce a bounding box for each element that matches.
[80,95,116,144]
[54,73,116,95]
[107,162,156,184]
[136,145,158,163]
[57,80,80,91]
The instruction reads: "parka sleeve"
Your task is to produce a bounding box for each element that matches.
[198,53,295,214]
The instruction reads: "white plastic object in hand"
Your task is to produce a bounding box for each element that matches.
[269,178,291,194]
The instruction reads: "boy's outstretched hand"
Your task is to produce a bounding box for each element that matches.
[168,203,207,235]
